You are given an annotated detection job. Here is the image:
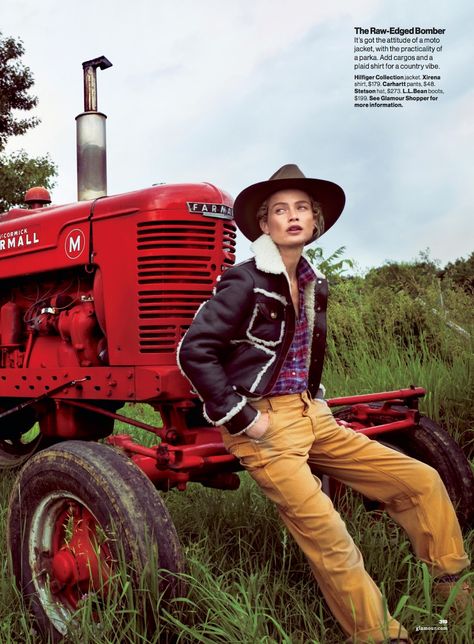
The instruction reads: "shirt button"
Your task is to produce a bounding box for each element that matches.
[317,279,322,284]
[291,371,296,376]
[270,311,277,319]
[316,306,321,311]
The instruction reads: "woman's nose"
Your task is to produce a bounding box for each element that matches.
[289,208,299,220]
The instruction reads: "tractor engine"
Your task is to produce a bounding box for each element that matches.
[1,273,104,371]
[0,185,235,440]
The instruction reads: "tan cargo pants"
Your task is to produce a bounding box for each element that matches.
[220,391,469,643]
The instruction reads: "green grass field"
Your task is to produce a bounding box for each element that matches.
[1,279,473,643]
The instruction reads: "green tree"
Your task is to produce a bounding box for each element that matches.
[0,32,56,210]
[364,250,440,296]
[305,245,354,282]
[440,252,474,294]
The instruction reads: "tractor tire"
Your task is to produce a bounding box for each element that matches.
[7,440,184,642]
[333,406,474,529]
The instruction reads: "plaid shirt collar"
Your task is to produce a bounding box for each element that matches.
[297,256,317,292]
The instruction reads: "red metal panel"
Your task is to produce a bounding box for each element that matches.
[0,202,92,275]
[0,365,190,401]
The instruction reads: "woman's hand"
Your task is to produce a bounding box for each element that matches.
[245,412,270,440]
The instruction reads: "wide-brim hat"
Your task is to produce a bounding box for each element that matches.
[233,164,345,243]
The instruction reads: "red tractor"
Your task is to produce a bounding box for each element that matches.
[1,58,472,641]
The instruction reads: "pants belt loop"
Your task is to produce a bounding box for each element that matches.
[301,390,311,411]
[263,396,275,412]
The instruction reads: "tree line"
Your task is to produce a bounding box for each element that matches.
[0,31,56,212]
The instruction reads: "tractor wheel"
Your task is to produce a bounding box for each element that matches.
[333,406,474,529]
[7,440,184,642]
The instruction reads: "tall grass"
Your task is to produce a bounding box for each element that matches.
[2,473,472,643]
[325,280,473,456]
[1,280,472,642]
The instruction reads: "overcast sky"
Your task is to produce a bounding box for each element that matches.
[2,0,473,271]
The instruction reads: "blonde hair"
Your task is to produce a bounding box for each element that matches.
[257,198,325,239]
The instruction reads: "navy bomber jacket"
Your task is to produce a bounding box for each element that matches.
[177,234,328,434]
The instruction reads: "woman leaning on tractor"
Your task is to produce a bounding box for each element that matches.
[177,163,472,644]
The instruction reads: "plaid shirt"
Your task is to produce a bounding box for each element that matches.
[269,257,316,395]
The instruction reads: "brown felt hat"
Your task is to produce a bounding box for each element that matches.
[233,164,346,242]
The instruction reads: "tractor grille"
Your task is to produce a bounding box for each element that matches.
[136,218,235,353]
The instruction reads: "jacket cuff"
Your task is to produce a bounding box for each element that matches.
[226,404,259,435]
[232,410,261,435]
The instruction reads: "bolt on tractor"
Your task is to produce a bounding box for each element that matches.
[1,58,473,641]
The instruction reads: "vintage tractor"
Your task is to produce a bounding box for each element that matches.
[1,58,472,641]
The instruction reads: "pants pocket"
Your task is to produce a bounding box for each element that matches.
[256,409,276,443]
[229,438,263,470]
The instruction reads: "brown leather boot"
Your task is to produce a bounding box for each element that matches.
[434,574,473,610]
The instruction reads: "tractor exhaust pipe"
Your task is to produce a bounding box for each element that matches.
[76,56,112,201]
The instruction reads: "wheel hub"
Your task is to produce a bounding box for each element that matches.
[28,491,112,633]
[50,505,110,596]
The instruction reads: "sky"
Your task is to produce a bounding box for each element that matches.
[2,0,473,272]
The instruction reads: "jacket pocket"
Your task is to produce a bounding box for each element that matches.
[247,301,285,346]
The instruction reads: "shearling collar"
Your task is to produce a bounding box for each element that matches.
[251,234,325,279]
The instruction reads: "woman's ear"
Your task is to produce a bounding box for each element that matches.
[259,217,269,234]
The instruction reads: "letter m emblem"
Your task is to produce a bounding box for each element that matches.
[65,229,86,260]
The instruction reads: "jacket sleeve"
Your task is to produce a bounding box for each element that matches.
[177,266,259,434]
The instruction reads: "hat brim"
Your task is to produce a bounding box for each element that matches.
[233,177,345,243]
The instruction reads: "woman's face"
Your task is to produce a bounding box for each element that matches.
[260,189,315,249]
